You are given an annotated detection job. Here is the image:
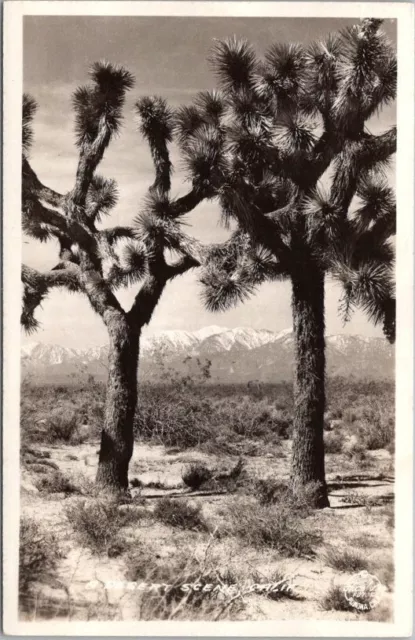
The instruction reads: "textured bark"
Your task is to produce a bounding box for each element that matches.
[96,317,139,492]
[290,262,329,509]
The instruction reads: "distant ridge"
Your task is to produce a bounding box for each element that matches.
[21,326,394,384]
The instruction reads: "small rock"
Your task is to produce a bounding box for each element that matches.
[21,480,39,494]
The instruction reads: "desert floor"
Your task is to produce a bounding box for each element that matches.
[20,426,394,622]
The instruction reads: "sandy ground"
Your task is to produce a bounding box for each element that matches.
[20,439,394,622]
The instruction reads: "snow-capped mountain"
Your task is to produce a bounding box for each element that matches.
[21,326,394,384]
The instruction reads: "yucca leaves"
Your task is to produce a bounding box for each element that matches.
[86,175,119,222]
[73,61,134,148]
[303,34,341,118]
[133,210,189,253]
[273,113,317,156]
[209,37,257,93]
[255,43,307,112]
[135,96,174,193]
[174,105,206,148]
[21,266,48,333]
[200,230,287,311]
[21,264,82,333]
[304,186,344,246]
[195,90,226,125]
[182,124,227,194]
[333,20,396,131]
[354,175,395,234]
[22,94,38,156]
[201,266,256,312]
[122,242,147,280]
[22,20,396,342]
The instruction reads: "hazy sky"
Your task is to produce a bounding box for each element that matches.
[23,16,396,349]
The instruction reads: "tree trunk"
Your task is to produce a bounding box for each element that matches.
[290,263,329,508]
[96,318,140,493]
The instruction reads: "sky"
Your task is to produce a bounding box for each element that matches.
[22,16,396,349]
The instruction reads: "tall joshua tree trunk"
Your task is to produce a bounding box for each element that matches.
[290,262,329,508]
[96,317,140,492]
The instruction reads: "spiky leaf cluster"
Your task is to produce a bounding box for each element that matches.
[22,59,214,333]
[73,61,135,148]
[182,19,396,341]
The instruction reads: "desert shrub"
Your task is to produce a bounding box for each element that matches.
[202,458,248,493]
[135,382,294,451]
[34,470,80,494]
[324,431,345,454]
[20,383,106,447]
[340,491,386,510]
[349,533,380,549]
[321,583,355,612]
[324,547,370,572]
[182,463,212,490]
[326,406,343,420]
[225,401,292,439]
[47,408,85,444]
[65,498,136,554]
[21,447,51,461]
[19,517,62,597]
[345,439,367,459]
[225,497,321,557]
[135,387,213,448]
[357,418,394,451]
[127,546,245,620]
[154,498,207,531]
[24,457,59,471]
[342,408,358,424]
[255,478,290,506]
[251,569,303,601]
[254,478,322,516]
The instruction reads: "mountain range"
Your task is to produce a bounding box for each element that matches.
[21,326,394,384]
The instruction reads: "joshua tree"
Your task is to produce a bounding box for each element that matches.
[21,63,221,491]
[178,19,396,507]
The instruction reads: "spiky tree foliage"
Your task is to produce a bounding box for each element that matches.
[181,20,396,507]
[21,62,217,492]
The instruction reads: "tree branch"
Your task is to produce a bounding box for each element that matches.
[23,197,95,251]
[78,250,125,323]
[222,185,291,265]
[72,125,112,208]
[126,273,167,328]
[169,188,205,218]
[100,226,136,245]
[135,96,174,195]
[22,158,65,208]
[330,127,397,215]
[165,254,200,279]
[21,263,82,332]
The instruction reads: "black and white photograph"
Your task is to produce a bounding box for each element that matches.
[2,1,414,635]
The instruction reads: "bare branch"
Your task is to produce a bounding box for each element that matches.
[127,273,167,328]
[78,251,125,323]
[169,189,206,218]
[165,254,200,279]
[23,197,95,251]
[22,157,64,208]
